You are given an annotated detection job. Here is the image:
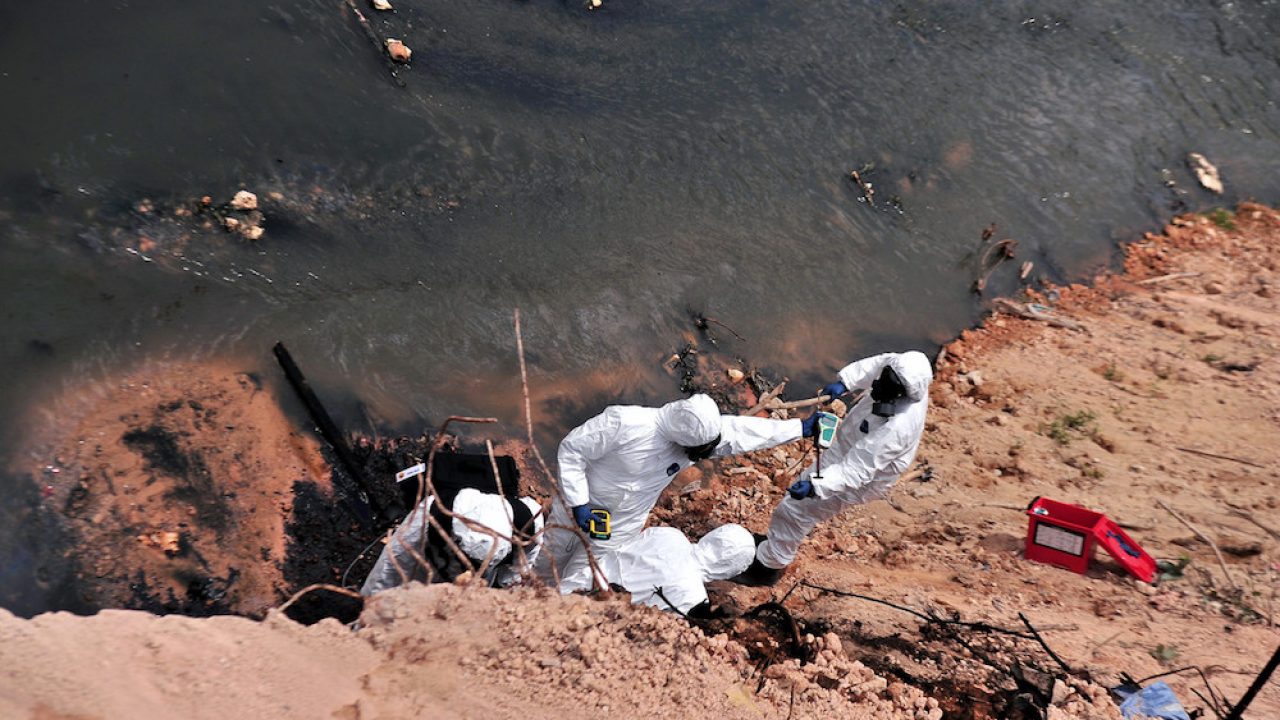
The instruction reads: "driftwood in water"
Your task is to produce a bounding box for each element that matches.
[342,0,407,88]
[992,298,1086,331]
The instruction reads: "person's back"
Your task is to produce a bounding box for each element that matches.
[568,524,757,614]
[536,394,802,592]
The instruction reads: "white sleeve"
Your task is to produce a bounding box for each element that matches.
[836,353,895,392]
[360,498,434,595]
[713,416,802,458]
[557,408,624,507]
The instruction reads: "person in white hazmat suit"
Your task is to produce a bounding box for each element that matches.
[362,489,543,595]
[564,523,757,616]
[536,393,810,592]
[740,351,933,586]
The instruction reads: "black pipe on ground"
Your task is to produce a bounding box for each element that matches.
[1226,644,1280,720]
[272,341,381,526]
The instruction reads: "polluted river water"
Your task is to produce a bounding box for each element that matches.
[0,1,1278,613]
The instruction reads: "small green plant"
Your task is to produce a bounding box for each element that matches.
[1041,410,1097,446]
[1062,410,1096,429]
[1157,556,1191,582]
[1102,363,1121,381]
[1082,465,1104,480]
[1150,644,1180,665]
[1205,207,1236,230]
[1202,353,1223,364]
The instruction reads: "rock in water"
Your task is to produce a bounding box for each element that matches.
[371,0,393,9]
[386,39,411,63]
[230,190,259,211]
[1187,152,1223,194]
[241,225,264,241]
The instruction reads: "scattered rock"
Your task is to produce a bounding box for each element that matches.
[386,39,412,63]
[241,225,264,241]
[229,190,258,211]
[1187,152,1223,194]
[1204,281,1225,295]
[139,531,181,556]
[370,0,393,10]
[726,368,745,384]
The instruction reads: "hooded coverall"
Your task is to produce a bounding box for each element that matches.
[361,489,543,595]
[566,523,758,613]
[536,394,801,592]
[756,351,933,570]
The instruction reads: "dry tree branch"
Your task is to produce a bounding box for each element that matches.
[1226,506,1280,541]
[385,528,411,586]
[278,583,364,614]
[1157,499,1238,591]
[411,416,499,580]
[513,308,610,594]
[389,521,434,586]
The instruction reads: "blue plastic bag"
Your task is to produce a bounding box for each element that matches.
[1113,681,1190,720]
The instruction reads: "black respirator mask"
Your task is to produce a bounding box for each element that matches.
[684,435,722,462]
[870,367,907,417]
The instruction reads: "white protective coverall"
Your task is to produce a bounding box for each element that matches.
[569,524,757,613]
[361,488,544,595]
[536,394,801,592]
[756,351,932,569]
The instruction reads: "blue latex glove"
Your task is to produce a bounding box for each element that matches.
[788,479,815,500]
[572,505,594,532]
[800,413,820,438]
[822,380,848,402]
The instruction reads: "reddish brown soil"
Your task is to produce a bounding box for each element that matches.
[21,361,330,616]
[657,202,1280,718]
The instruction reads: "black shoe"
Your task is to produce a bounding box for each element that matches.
[731,556,785,587]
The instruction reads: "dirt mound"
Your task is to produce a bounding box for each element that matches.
[23,361,331,616]
[1,583,943,719]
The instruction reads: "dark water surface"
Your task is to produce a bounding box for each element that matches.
[1,1,1278,612]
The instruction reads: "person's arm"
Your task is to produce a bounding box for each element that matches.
[712,415,803,457]
[556,408,624,507]
[836,353,896,393]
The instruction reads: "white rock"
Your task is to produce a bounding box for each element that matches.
[386,39,412,63]
[371,0,393,10]
[1187,152,1223,194]
[229,190,258,211]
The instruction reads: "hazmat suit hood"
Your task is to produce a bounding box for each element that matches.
[655,394,722,447]
[885,351,933,403]
[692,523,757,581]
